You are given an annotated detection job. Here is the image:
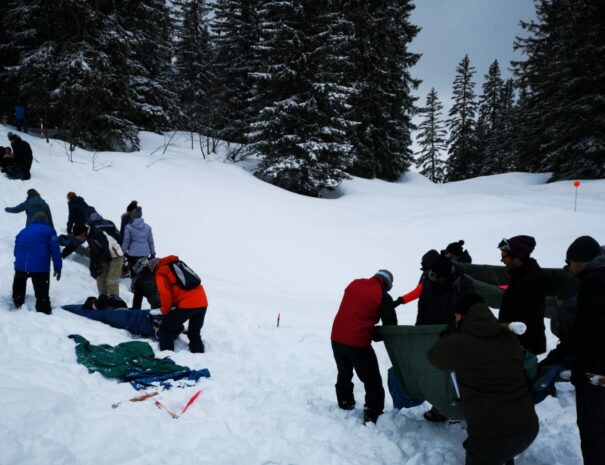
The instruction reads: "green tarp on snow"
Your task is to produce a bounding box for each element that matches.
[376,325,464,420]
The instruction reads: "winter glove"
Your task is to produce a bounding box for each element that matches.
[54,270,61,281]
[508,322,527,335]
[149,254,156,259]
[392,297,404,308]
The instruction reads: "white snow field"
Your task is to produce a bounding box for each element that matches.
[0,127,603,465]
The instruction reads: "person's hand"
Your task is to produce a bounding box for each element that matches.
[392,297,404,308]
[54,270,61,281]
[149,309,163,316]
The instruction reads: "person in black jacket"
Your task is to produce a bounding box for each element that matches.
[416,254,475,422]
[8,132,32,180]
[66,192,90,234]
[130,258,160,309]
[497,235,546,355]
[561,236,605,465]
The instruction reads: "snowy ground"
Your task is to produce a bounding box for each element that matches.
[0,127,603,465]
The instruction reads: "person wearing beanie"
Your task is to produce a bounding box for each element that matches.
[428,295,539,465]
[497,235,546,355]
[5,188,54,228]
[122,206,156,278]
[66,191,90,234]
[558,236,605,465]
[12,210,62,313]
[415,254,475,422]
[331,270,397,424]
[443,240,473,264]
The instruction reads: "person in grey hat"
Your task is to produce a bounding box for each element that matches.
[12,211,62,314]
[330,270,397,424]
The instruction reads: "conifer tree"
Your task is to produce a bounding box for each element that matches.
[446,54,478,181]
[212,0,260,143]
[415,88,446,182]
[513,0,605,179]
[249,0,352,197]
[475,60,505,175]
[116,0,178,133]
[173,0,214,136]
[344,0,421,181]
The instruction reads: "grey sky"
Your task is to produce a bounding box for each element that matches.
[409,0,537,115]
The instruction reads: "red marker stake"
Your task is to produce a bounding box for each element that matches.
[277,312,281,328]
[573,180,581,212]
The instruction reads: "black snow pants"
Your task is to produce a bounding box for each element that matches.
[463,423,539,465]
[576,383,605,465]
[159,307,206,353]
[12,271,51,314]
[331,340,384,422]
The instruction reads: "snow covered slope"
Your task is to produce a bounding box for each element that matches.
[1,127,602,465]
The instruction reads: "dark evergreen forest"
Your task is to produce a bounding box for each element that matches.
[0,0,603,195]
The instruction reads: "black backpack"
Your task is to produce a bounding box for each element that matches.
[169,260,201,290]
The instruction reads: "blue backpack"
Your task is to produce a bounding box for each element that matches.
[169,260,201,290]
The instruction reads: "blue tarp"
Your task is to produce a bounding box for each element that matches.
[62,305,156,338]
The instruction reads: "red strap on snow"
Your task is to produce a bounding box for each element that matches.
[180,390,202,416]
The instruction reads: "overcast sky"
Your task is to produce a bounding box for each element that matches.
[409,0,537,115]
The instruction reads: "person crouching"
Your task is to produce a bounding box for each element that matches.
[148,256,207,353]
[427,294,539,465]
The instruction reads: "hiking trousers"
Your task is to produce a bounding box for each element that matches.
[463,423,539,465]
[576,383,605,465]
[96,256,124,296]
[331,340,384,420]
[12,271,51,314]
[159,307,206,353]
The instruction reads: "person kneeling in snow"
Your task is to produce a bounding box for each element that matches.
[428,294,539,465]
[148,256,207,353]
[331,270,397,424]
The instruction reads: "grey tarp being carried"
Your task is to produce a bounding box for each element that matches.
[376,324,464,420]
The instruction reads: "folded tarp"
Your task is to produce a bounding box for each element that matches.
[69,334,210,390]
[62,305,155,338]
[377,324,464,420]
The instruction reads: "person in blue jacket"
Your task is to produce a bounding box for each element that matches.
[5,188,54,228]
[12,211,62,314]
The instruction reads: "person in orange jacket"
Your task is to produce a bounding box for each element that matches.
[148,255,208,353]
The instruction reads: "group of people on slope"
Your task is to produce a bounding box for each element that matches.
[4,189,208,354]
[1,132,33,180]
[331,236,604,465]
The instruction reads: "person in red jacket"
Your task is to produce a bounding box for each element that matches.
[331,270,397,424]
[148,256,208,353]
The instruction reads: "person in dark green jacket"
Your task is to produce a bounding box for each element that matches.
[428,293,539,465]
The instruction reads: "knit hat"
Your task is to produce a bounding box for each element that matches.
[566,236,602,262]
[126,200,138,213]
[374,269,394,291]
[499,235,536,260]
[7,131,19,141]
[147,257,161,273]
[430,255,453,279]
[420,249,440,271]
[444,240,464,257]
[131,206,143,219]
[31,211,48,225]
[72,224,88,236]
[454,293,485,315]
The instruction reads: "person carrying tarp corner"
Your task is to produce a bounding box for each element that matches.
[12,212,62,314]
[497,235,546,356]
[555,236,605,465]
[148,256,208,353]
[330,270,397,424]
[427,293,539,465]
[392,249,440,309]
[5,188,54,228]
[7,132,32,180]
